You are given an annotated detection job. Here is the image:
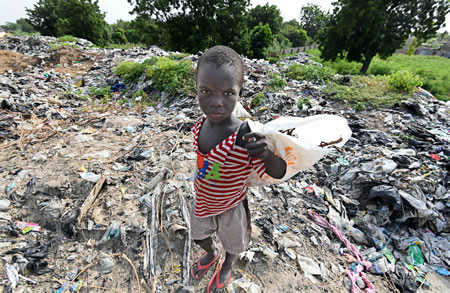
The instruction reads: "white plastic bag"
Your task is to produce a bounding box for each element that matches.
[246,115,352,186]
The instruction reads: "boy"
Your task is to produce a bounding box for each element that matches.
[191,45,287,293]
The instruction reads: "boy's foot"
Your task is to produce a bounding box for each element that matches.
[207,260,232,293]
[191,249,219,280]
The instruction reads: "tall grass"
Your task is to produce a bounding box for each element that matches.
[307,49,450,101]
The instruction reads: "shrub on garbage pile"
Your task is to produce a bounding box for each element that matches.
[48,42,80,52]
[267,73,287,91]
[251,92,265,107]
[387,71,423,94]
[297,97,310,110]
[88,86,111,98]
[114,57,196,96]
[354,102,366,111]
[114,61,148,84]
[286,64,335,83]
[323,75,411,109]
[58,35,78,42]
[145,57,195,96]
[169,53,191,60]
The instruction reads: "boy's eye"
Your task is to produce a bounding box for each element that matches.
[200,89,210,94]
[224,92,234,96]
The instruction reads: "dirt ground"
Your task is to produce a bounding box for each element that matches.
[0,50,40,73]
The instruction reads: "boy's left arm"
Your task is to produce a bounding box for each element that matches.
[243,132,287,179]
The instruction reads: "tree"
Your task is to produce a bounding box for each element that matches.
[110,18,160,45]
[112,27,128,44]
[250,22,273,59]
[299,3,329,40]
[0,18,37,33]
[127,0,250,54]
[319,0,449,73]
[281,20,308,47]
[26,0,110,46]
[248,3,283,35]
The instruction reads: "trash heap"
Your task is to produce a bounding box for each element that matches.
[0,34,449,293]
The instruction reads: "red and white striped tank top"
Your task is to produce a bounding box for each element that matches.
[192,117,266,218]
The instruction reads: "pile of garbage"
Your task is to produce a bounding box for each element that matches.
[0,34,449,293]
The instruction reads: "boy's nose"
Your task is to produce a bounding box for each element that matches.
[209,96,223,108]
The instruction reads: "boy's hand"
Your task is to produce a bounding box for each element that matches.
[243,132,270,160]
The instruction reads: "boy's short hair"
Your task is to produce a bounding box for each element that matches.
[196,45,244,88]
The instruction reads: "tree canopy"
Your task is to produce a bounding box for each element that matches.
[26,0,110,45]
[299,3,329,40]
[0,18,37,34]
[319,0,449,73]
[247,3,283,35]
[281,20,308,47]
[127,0,251,54]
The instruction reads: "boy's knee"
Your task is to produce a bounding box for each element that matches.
[194,237,213,246]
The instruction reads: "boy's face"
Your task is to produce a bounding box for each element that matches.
[197,62,241,123]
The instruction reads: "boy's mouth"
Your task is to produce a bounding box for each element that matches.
[207,113,226,120]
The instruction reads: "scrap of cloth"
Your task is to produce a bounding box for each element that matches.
[192,117,266,218]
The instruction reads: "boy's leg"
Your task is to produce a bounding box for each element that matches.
[192,237,219,275]
[212,200,250,291]
[190,209,219,278]
[218,252,236,284]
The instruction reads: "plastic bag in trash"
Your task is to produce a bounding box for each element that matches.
[246,115,352,186]
[227,274,261,293]
[392,262,417,293]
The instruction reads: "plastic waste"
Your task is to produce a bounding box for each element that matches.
[398,190,434,218]
[81,150,111,160]
[79,172,101,182]
[382,247,396,264]
[32,152,47,162]
[369,185,402,211]
[5,263,18,289]
[406,245,424,266]
[16,221,42,233]
[110,82,125,92]
[434,267,450,276]
[246,115,352,186]
[347,226,369,245]
[0,199,11,210]
[100,256,114,274]
[297,255,321,276]
[262,247,278,261]
[278,246,294,259]
[239,250,255,262]
[227,274,261,293]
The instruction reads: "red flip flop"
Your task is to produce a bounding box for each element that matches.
[207,260,231,293]
[191,251,220,280]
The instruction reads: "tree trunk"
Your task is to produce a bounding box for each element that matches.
[360,55,374,74]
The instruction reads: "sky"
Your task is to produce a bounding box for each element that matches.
[0,0,448,32]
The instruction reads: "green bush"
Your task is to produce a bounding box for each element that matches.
[88,86,111,97]
[114,57,195,96]
[113,61,147,84]
[286,64,335,83]
[146,57,195,95]
[387,71,423,93]
[354,102,366,111]
[251,92,265,107]
[368,63,392,76]
[48,41,80,52]
[58,35,78,42]
[297,97,310,109]
[267,73,287,91]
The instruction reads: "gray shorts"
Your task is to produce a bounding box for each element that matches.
[190,199,251,255]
